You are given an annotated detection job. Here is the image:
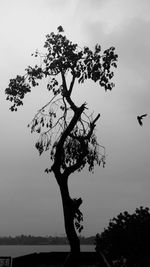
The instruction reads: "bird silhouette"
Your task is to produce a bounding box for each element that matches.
[137,114,147,126]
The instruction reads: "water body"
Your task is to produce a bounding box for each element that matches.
[0,245,95,258]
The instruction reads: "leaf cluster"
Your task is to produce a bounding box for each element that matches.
[43,28,118,91]
[5,75,31,111]
[25,65,43,87]
[5,26,118,112]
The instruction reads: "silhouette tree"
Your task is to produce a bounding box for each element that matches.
[96,206,150,267]
[5,26,118,266]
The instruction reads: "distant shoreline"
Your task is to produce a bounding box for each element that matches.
[0,235,95,246]
[0,243,94,246]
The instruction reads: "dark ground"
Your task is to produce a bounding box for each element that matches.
[12,252,105,267]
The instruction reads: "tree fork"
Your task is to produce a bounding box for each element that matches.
[51,103,86,177]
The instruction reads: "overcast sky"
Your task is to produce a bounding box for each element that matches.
[0,0,150,237]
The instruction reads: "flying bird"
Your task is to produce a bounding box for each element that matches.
[137,114,147,126]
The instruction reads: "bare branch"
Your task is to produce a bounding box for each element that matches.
[34,94,57,119]
[86,113,100,139]
[69,74,76,95]
[61,71,78,112]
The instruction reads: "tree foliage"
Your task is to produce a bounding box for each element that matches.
[5,26,117,176]
[5,26,118,240]
[96,206,150,266]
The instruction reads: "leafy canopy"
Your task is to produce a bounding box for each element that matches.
[5,26,118,174]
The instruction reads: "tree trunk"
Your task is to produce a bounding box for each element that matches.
[58,176,80,266]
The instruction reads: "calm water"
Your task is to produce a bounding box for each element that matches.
[0,245,95,258]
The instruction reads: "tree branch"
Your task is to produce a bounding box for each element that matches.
[64,113,101,176]
[69,74,76,95]
[51,103,86,175]
[69,113,100,141]
[61,72,78,112]
[63,135,90,176]
[86,113,100,139]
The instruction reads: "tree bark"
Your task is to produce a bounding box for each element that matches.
[58,175,80,266]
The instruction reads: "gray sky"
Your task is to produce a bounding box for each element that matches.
[0,0,150,237]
